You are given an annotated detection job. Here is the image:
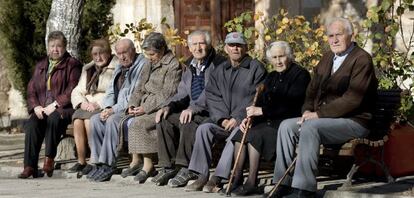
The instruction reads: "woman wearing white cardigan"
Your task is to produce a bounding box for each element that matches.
[69,39,117,174]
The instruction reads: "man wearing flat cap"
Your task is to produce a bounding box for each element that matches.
[184,32,266,191]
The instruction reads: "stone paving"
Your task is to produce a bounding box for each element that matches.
[0,131,413,198]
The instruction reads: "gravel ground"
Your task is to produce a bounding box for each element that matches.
[1,166,413,198]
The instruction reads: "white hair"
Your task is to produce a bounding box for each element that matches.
[266,41,293,61]
[115,38,136,51]
[187,30,212,46]
[325,17,354,36]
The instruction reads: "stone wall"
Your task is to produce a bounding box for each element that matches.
[319,0,368,23]
[0,50,11,129]
[396,10,414,55]
[0,49,27,131]
[111,0,174,51]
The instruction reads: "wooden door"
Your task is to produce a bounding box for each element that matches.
[174,0,254,58]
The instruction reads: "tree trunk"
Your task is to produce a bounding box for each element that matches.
[55,136,76,161]
[46,0,84,59]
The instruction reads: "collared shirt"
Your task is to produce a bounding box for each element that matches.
[332,43,355,74]
[189,52,212,100]
[189,58,207,76]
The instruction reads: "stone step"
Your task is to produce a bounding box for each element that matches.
[0,143,24,151]
[0,148,24,159]
[324,190,414,198]
[0,132,25,143]
[0,133,25,155]
[0,145,44,167]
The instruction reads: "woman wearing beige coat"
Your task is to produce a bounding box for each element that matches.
[124,32,182,183]
[69,39,117,174]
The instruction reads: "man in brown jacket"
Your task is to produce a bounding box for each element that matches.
[269,17,377,198]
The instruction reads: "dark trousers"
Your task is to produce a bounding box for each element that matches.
[23,111,70,168]
[156,112,208,168]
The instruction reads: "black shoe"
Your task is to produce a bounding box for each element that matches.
[86,165,100,179]
[89,166,106,181]
[167,168,197,188]
[264,185,293,198]
[233,184,263,196]
[220,178,243,195]
[76,164,93,179]
[80,164,93,176]
[134,169,157,184]
[93,165,114,182]
[152,168,178,186]
[120,163,143,178]
[150,168,164,183]
[68,163,87,173]
[283,188,315,198]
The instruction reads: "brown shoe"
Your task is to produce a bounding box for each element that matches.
[18,166,39,179]
[184,174,208,192]
[43,157,54,177]
[203,176,222,193]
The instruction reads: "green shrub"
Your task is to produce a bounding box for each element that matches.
[223,10,328,72]
[0,0,45,93]
[23,0,52,62]
[108,17,186,53]
[0,0,115,95]
[79,0,116,62]
[356,0,414,118]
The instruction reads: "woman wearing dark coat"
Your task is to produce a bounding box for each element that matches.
[18,31,82,179]
[229,41,311,195]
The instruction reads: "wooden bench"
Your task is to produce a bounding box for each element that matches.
[53,89,403,183]
[321,88,402,188]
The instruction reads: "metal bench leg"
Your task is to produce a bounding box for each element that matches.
[341,163,359,189]
[341,147,394,189]
[379,162,395,183]
[379,147,394,183]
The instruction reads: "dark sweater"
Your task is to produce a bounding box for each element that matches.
[206,55,266,124]
[257,63,310,121]
[302,45,378,128]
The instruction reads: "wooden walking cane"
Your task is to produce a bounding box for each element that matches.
[267,115,307,197]
[226,84,265,196]
[267,156,297,198]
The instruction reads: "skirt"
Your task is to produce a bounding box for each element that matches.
[72,108,101,121]
[127,113,158,154]
[232,119,282,161]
